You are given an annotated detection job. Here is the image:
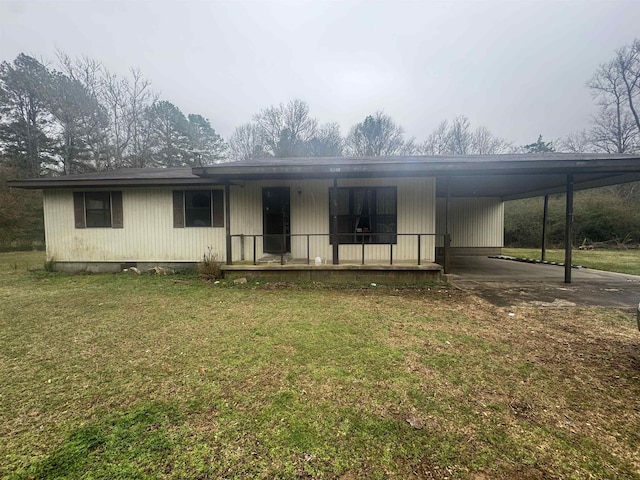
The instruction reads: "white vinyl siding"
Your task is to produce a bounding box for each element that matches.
[435,197,504,247]
[43,177,438,264]
[230,177,436,263]
[44,188,226,262]
[229,179,333,262]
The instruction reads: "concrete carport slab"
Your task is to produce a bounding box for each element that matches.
[449,256,640,309]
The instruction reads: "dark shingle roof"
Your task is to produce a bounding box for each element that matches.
[9,154,640,199]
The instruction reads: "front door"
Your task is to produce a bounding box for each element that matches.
[263,187,291,254]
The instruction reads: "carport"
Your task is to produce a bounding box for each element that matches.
[436,153,640,283]
[449,255,640,308]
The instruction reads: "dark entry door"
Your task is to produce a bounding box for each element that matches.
[263,187,291,254]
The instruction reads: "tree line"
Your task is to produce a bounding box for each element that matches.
[227,104,513,159]
[3,40,640,180]
[2,40,640,248]
[0,53,521,179]
[0,53,226,179]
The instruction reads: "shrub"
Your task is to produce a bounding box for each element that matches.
[198,247,222,280]
[44,257,56,272]
[505,186,640,248]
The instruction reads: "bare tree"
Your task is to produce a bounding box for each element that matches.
[616,39,640,135]
[345,111,412,156]
[56,52,103,102]
[421,120,449,155]
[307,122,343,157]
[253,99,318,157]
[446,115,473,154]
[229,99,344,159]
[559,130,593,153]
[124,68,157,168]
[228,123,267,161]
[590,105,637,153]
[421,116,508,155]
[100,70,129,168]
[471,125,510,154]
[588,56,639,153]
[55,54,111,171]
[90,66,158,169]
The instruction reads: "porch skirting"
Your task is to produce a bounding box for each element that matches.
[222,263,444,284]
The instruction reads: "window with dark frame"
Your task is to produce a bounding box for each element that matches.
[329,187,397,244]
[173,189,224,228]
[185,190,212,227]
[85,192,112,227]
[73,191,123,229]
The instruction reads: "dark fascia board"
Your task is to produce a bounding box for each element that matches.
[193,154,640,179]
[195,153,640,168]
[7,167,212,189]
[8,177,222,189]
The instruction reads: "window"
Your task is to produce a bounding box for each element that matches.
[329,187,397,244]
[173,189,224,228]
[73,191,123,229]
[85,192,111,227]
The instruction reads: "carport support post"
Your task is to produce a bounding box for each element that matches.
[444,177,451,274]
[541,195,549,261]
[225,182,232,265]
[564,174,574,284]
[332,178,339,265]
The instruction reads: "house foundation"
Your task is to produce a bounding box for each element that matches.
[222,262,444,284]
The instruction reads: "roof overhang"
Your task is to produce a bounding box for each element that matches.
[439,171,640,200]
[192,154,640,200]
[7,167,217,189]
[9,154,640,200]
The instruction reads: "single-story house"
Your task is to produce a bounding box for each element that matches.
[10,154,640,283]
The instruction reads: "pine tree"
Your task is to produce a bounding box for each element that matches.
[146,100,191,167]
[187,114,227,165]
[47,71,109,174]
[523,135,555,153]
[0,54,55,177]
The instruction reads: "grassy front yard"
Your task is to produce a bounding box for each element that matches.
[1,251,639,479]
[502,247,640,276]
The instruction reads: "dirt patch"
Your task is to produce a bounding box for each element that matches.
[454,280,640,309]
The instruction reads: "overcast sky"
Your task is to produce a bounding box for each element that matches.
[1,0,638,147]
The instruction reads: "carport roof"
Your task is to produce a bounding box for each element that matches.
[9,153,640,200]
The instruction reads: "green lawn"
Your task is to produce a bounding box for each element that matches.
[1,251,639,479]
[502,247,640,276]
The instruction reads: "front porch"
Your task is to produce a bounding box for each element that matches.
[227,233,450,265]
[222,261,445,283]
[224,232,450,283]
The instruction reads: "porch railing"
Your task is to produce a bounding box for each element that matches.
[228,232,451,273]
